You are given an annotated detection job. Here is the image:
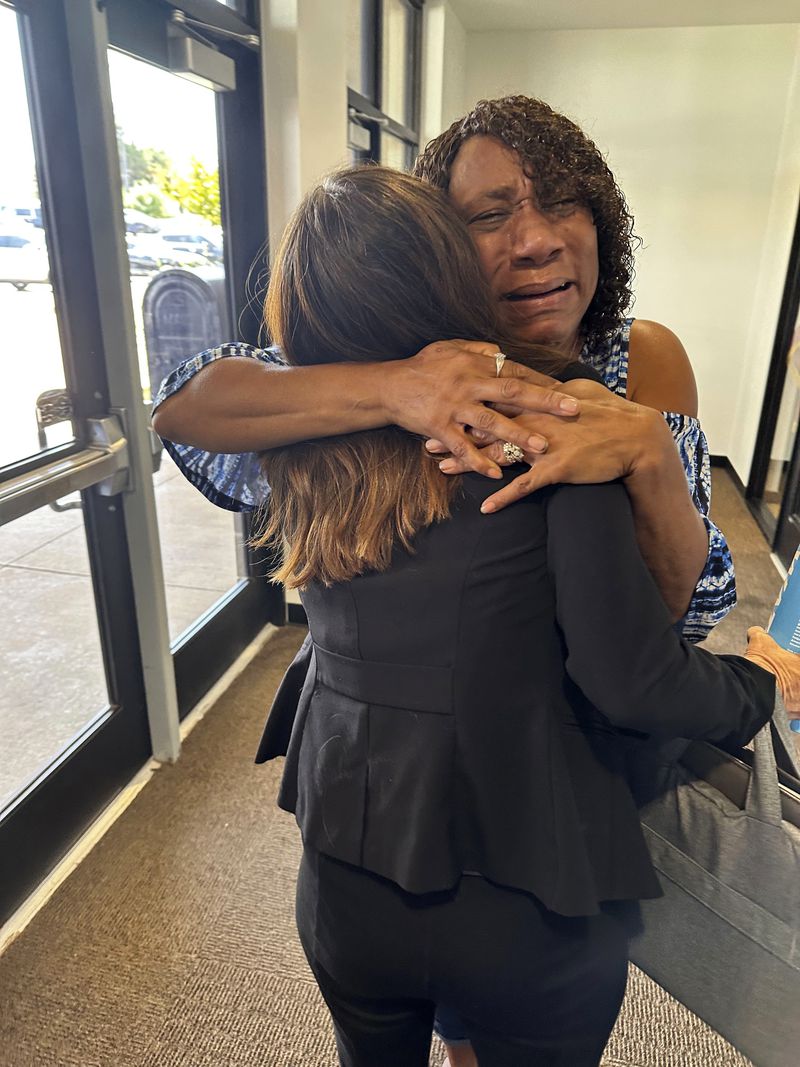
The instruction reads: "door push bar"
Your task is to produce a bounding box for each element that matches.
[0,412,131,529]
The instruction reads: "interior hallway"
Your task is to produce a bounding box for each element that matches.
[0,469,782,1067]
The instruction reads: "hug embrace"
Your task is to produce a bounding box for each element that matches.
[153,97,800,1066]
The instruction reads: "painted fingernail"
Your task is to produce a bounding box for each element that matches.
[559,397,579,413]
[528,435,547,452]
[439,460,456,473]
[487,466,502,479]
[481,500,497,513]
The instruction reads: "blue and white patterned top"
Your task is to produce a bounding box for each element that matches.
[582,318,735,642]
[153,319,735,641]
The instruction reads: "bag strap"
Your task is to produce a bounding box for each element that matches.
[747,725,784,824]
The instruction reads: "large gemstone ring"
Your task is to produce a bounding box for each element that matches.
[502,442,526,463]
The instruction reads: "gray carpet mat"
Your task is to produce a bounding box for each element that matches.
[0,470,778,1066]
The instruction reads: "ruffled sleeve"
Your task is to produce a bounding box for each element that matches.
[151,342,282,512]
[663,412,737,642]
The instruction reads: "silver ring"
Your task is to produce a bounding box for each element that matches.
[502,442,525,463]
[495,351,507,377]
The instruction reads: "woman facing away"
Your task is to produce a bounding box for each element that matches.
[249,164,796,1067]
[152,95,734,643]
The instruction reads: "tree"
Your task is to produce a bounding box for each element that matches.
[115,127,171,190]
[125,187,170,218]
[160,158,221,226]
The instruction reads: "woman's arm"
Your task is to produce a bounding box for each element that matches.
[438,381,709,623]
[545,481,775,745]
[436,324,714,626]
[151,340,580,479]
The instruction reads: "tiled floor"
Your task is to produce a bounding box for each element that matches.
[0,452,242,809]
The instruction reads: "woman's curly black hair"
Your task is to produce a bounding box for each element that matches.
[413,96,640,350]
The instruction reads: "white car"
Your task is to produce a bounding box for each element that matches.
[125,233,212,275]
[0,230,50,290]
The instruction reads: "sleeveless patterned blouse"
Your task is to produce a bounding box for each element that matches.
[580,318,735,640]
[153,319,735,641]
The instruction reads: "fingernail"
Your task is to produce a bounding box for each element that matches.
[528,435,547,452]
[487,467,502,479]
[559,397,579,413]
[481,500,497,513]
[439,460,456,473]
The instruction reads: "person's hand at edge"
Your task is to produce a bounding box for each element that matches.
[744,627,800,715]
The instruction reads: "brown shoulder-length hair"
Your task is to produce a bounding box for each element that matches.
[255,165,566,588]
[414,96,640,351]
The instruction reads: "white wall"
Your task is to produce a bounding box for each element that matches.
[259,0,348,608]
[421,0,467,148]
[259,0,348,246]
[452,23,800,479]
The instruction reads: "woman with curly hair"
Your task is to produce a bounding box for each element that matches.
[248,164,788,1067]
[153,95,733,643]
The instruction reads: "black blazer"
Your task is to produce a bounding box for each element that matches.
[261,470,774,917]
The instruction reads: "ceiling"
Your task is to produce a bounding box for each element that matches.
[447,0,800,33]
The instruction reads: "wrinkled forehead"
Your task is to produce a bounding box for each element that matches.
[448,134,579,210]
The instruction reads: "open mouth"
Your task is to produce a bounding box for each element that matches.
[504,281,572,302]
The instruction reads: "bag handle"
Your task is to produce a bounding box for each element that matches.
[747,723,784,824]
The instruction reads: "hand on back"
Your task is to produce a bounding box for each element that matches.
[426,373,672,513]
[383,340,579,479]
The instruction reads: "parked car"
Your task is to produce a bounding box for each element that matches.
[1,204,43,228]
[125,233,211,275]
[158,229,223,264]
[0,230,50,289]
[123,208,161,235]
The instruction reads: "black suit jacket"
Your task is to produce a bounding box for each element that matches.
[259,469,773,917]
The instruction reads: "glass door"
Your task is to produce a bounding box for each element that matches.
[0,2,155,922]
[0,0,280,924]
[108,50,249,644]
[748,196,800,568]
[105,0,282,718]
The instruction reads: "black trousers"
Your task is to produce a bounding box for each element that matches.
[296,847,631,1067]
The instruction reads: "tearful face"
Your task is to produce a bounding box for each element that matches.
[448,135,599,353]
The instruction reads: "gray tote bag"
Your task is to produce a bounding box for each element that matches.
[629,704,800,1067]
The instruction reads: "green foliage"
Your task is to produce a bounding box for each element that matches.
[116,127,221,226]
[116,127,171,189]
[125,187,170,218]
[160,158,221,227]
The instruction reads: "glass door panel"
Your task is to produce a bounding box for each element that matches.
[381,0,412,127]
[0,505,112,812]
[763,313,800,522]
[380,130,412,170]
[0,1,154,921]
[108,50,246,644]
[0,10,72,468]
[0,9,116,816]
[772,312,800,566]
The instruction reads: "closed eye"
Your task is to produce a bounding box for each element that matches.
[541,198,579,215]
[469,210,509,226]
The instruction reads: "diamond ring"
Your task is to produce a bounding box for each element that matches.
[502,442,526,463]
[495,351,507,377]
